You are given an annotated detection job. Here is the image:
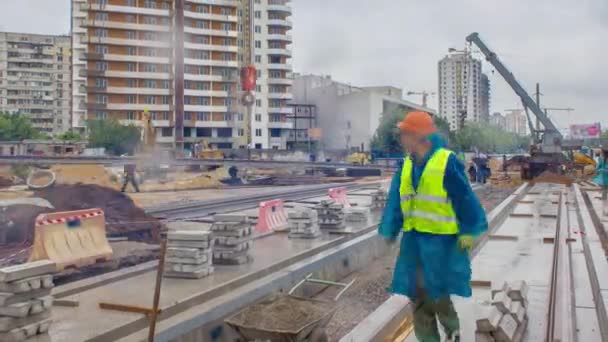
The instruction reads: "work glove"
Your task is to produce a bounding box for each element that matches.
[458,234,474,251]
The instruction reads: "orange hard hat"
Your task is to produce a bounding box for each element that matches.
[397,111,435,135]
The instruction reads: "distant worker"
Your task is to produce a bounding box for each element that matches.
[121,163,140,193]
[379,111,488,342]
[594,149,608,216]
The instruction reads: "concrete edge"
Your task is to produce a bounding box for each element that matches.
[340,182,529,341]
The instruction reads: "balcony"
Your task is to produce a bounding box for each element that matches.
[193,120,234,128]
[268,92,293,100]
[267,18,293,28]
[268,107,293,114]
[184,105,228,112]
[184,89,229,97]
[86,102,108,110]
[151,120,172,128]
[184,58,238,68]
[79,69,105,77]
[268,121,293,129]
[267,48,292,57]
[81,4,170,17]
[267,78,293,85]
[106,87,171,95]
[184,74,224,82]
[82,19,170,32]
[104,71,171,80]
[267,63,292,71]
[267,4,292,13]
[81,52,104,61]
[106,103,171,111]
[184,41,238,53]
[187,0,238,6]
[184,11,238,23]
[86,37,170,48]
[267,34,292,42]
[80,85,107,93]
[183,26,238,38]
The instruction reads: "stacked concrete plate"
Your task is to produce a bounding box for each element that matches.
[211,214,253,265]
[0,260,55,342]
[287,207,321,239]
[370,189,388,210]
[315,200,347,232]
[165,231,214,279]
[476,280,529,342]
[345,206,371,226]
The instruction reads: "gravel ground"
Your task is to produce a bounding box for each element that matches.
[317,185,515,341]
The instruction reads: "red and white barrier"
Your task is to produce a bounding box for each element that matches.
[256,199,288,233]
[329,187,351,208]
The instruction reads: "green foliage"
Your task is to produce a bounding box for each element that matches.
[602,130,608,140]
[371,109,529,154]
[56,131,82,141]
[87,119,141,155]
[0,113,43,141]
[10,164,31,180]
[453,122,529,153]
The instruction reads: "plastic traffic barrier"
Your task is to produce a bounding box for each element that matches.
[28,208,113,271]
[328,187,351,208]
[255,199,288,233]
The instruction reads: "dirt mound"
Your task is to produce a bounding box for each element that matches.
[0,204,53,245]
[0,176,14,188]
[34,184,163,241]
[51,164,120,189]
[532,171,574,186]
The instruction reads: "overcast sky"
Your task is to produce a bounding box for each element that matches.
[1,0,605,131]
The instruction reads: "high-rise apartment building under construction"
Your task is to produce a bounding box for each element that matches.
[71,0,292,150]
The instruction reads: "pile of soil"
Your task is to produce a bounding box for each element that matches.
[229,295,333,333]
[532,171,574,186]
[0,204,52,245]
[34,184,163,241]
[0,176,14,188]
[51,164,120,189]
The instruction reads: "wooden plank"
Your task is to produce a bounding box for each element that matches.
[98,302,157,316]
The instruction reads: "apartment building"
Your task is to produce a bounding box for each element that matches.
[0,32,71,135]
[505,110,527,136]
[72,0,293,150]
[437,52,484,130]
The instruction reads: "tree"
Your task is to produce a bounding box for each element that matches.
[453,122,529,153]
[56,131,82,142]
[0,113,43,141]
[602,129,608,140]
[87,119,141,155]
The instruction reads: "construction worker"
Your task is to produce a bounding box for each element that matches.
[594,149,608,216]
[121,163,140,193]
[379,111,487,342]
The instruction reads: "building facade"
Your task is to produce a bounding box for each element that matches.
[437,52,483,130]
[490,112,506,130]
[505,110,527,136]
[72,0,293,150]
[286,103,318,150]
[480,73,490,123]
[0,32,71,135]
[292,74,436,151]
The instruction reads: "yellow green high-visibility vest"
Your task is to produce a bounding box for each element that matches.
[399,148,459,234]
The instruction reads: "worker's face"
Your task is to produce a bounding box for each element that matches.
[400,131,425,154]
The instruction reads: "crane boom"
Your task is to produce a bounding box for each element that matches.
[465,32,560,137]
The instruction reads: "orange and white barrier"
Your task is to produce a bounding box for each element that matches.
[329,187,351,208]
[29,208,113,271]
[256,199,288,233]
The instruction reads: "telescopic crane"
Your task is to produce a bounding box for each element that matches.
[465,32,568,178]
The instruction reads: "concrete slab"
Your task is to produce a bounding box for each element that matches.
[50,232,345,341]
[575,307,602,341]
[572,252,596,308]
[0,261,55,283]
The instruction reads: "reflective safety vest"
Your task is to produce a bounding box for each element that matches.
[399,148,459,234]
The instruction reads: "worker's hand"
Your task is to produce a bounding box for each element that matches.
[458,235,474,251]
[383,237,398,247]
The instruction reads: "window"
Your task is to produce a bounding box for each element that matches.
[161,1,170,9]
[161,96,170,105]
[95,28,108,37]
[221,23,231,31]
[127,46,136,55]
[160,127,172,136]
[126,0,135,6]
[97,0,108,5]
[143,32,157,40]
[126,14,135,23]
[238,128,244,137]
[255,114,261,121]
[222,84,231,92]
[238,9,243,17]
[145,95,156,104]
[256,99,261,107]
[184,112,192,120]
[143,1,156,9]
[269,114,281,122]
[257,69,262,78]
[127,63,136,72]
[255,128,262,137]
[223,112,232,121]
[143,16,157,25]
[96,95,107,104]
[161,80,170,89]
[95,12,108,21]
[255,40,261,49]
[127,79,136,87]
[143,63,157,72]
[95,45,108,54]
[270,128,281,137]
[127,111,136,120]
[223,38,232,46]
[238,25,243,33]
[217,128,232,137]
[196,112,210,121]
[255,55,261,63]
[256,85,261,92]
[126,31,136,39]
[95,78,107,88]
[126,95,136,104]
[196,20,210,29]
[157,111,169,120]
[220,7,231,15]
[254,11,261,18]
[95,61,107,71]
[96,111,107,119]
[237,113,244,121]
[254,25,261,33]
[144,79,156,88]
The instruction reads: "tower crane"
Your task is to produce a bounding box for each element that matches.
[465,32,569,178]
[406,91,435,108]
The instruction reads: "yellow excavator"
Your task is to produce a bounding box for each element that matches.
[195,140,224,159]
[347,152,371,165]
